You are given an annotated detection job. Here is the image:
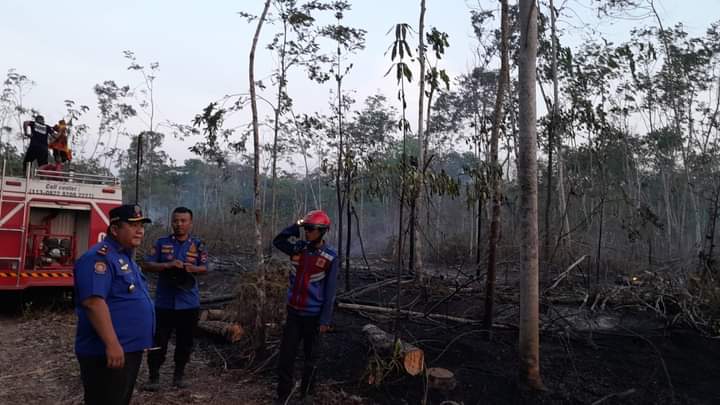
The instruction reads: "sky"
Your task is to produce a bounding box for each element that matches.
[1,0,719,169]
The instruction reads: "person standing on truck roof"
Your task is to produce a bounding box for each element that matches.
[22,115,53,171]
[272,209,340,405]
[142,206,208,391]
[73,204,154,405]
[49,119,71,163]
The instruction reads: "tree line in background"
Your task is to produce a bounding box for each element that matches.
[2,0,720,389]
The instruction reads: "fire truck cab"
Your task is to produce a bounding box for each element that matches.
[0,163,122,290]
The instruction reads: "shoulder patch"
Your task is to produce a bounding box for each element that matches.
[189,242,197,253]
[320,251,334,261]
[94,261,107,274]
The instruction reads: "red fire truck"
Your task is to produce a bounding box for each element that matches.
[0,162,122,290]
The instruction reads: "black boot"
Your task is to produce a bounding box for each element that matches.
[142,371,160,392]
[173,364,190,389]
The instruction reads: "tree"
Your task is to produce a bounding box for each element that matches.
[386,22,414,329]
[249,0,272,346]
[483,0,510,331]
[124,50,159,204]
[517,0,543,390]
[90,80,136,165]
[317,1,366,290]
[265,0,328,255]
[412,0,427,279]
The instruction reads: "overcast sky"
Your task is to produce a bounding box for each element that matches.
[2,0,718,167]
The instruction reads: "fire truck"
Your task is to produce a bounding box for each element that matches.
[0,162,122,290]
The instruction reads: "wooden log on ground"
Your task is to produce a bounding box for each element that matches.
[362,324,424,376]
[340,301,480,324]
[197,320,244,343]
[199,309,229,322]
[427,367,457,391]
[339,277,414,299]
[200,294,236,306]
[339,301,518,329]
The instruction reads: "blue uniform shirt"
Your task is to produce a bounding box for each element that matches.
[146,235,208,310]
[273,224,339,325]
[74,236,155,357]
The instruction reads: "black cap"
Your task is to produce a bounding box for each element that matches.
[109,204,152,224]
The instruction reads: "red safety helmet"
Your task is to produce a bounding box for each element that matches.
[302,210,331,229]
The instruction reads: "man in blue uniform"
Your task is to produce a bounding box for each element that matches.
[73,204,154,405]
[22,114,54,170]
[142,206,208,390]
[273,209,339,404]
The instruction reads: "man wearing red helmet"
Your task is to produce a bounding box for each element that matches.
[272,209,339,404]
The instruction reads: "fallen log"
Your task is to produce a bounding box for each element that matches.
[197,320,244,343]
[363,324,424,377]
[200,294,236,306]
[339,277,414,299]
[199,309,230,322]
[339,301,480,324]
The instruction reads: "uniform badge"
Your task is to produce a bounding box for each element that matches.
[189,243,197,253]
[98,245,109,256]
[118,258,130,273]
[128,283,136,292]
[94,262,107,274]
[316,257,327,268]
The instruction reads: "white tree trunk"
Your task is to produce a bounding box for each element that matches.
[518,0,543,390]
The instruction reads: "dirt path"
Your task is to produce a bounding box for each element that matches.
[0,310,276,405]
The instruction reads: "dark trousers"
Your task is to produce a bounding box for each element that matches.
[147,308,199,377]
[23,145,48,168]
[276,308,321,400]
[52,148,69,162]
[77,351,142,405]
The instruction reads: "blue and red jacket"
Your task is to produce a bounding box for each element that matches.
[273,223,339,325]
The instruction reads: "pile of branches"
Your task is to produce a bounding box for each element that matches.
[227,257,290,344]
[546,257,720,335]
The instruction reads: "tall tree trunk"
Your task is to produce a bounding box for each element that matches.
[518,0,543,390]
[249,0,271,346]
[270,17,289,256]
[483,0,510,330]
[335,33,346,291]
[413,0,427,280]
[543,0,559,267]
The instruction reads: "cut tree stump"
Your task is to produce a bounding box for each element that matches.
[197,320,244,343]
[362,324,424,377]
[427,367,457,391]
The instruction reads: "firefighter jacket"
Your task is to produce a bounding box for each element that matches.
[146,234,208,310]
[273,224,339,325]
[74,236,155,356]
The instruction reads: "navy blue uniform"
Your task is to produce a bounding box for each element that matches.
[23,121,52,167]
[273,223,339,400]
[74,236,155,405]
[146,235,207,309]
[145,234,208,384]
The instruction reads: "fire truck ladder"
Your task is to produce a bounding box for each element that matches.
[0,161,31,286]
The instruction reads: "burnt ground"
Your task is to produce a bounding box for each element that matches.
[0,256,719,405]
